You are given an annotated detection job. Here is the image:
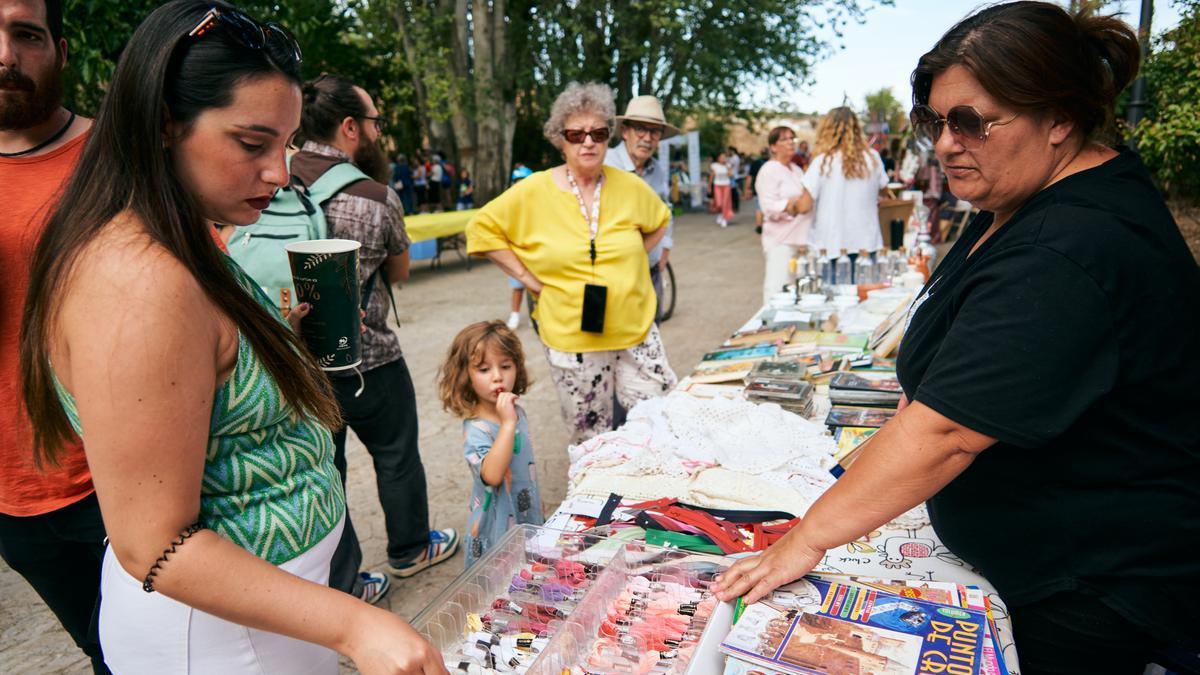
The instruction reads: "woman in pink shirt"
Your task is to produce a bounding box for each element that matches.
[754,126,813,305]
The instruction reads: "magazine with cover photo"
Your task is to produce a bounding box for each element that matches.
[720,576,989,675]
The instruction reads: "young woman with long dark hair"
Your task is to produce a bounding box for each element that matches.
[19,1,443,672]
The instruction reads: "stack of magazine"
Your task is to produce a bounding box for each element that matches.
[720,574,1006,675]
[743,359,814,415]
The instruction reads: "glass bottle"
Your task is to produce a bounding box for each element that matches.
[835,248,852,286]
[817,248,832,287]
[856,248,875,285]
[874,249,891,285]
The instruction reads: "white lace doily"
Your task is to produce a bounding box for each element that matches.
[566,392,930,528]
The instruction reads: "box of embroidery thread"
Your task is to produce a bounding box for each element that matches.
[411,525,737,675]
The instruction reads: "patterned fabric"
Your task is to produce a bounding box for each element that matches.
[293,142,409,373]
[543,323,677,445]
[462,409,543,567]
[54,259,345,565]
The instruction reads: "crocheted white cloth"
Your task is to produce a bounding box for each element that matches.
[567,392,930,528]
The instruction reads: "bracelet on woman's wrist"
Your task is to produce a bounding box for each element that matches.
[142,522,205,593]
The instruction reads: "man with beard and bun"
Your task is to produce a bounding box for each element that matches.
[0,0,107,671]
[295,74,458,602]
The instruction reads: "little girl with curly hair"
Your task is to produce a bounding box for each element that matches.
[439,321,544,566]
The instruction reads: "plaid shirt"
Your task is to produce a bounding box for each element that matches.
[294,142,410,372]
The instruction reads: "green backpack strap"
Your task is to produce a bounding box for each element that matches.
[290,161,370,240]
[307,162,370,206]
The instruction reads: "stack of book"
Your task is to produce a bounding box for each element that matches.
[825,368,903,431]
[690,345,778,384]
[743,359,814,415]
[719,574,1006,675]
[828,371,902,407]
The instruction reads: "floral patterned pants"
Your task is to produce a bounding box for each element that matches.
[543,324,678,445]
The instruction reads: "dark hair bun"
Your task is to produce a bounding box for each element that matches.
[1077,13,1142,102]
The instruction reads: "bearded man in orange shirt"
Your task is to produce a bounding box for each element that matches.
[0,1,106,671]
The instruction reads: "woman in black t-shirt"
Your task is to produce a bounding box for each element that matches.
[714,3,1200,671]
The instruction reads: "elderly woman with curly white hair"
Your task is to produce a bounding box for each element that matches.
[467,82,676,443]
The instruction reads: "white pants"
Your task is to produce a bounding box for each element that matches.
[98,517,344,674]
[544,324,677,445]
[763,243,804,306]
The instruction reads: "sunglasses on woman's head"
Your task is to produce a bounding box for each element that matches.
[909,104,1017,149]
[562,127,611,144]
[188,7,303,68]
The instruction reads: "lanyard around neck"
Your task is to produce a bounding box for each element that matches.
[566,168,602,265]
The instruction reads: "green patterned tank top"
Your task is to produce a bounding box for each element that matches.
[54,258,345,565]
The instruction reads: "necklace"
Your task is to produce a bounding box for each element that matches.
[0,111,77,158]
[565,167,602,265]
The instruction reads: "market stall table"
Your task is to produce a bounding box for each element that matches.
[405,209,477,268]
[543,292,1022,674]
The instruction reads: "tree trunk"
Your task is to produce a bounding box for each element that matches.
[471,0,510,202]
[448,0,477,178]
[390,2,433,147]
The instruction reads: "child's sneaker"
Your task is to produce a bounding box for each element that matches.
[389,528,460,578]
[506,311,521,330]
[357,571,391,605]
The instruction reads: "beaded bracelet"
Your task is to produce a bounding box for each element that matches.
[142,522,205,593]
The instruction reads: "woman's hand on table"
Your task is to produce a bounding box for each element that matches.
[343,606,448,675]
[712,528,826,605]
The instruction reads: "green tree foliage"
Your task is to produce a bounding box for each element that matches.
[862,86,905,135]
[59,0,886,201]
[1134,0,1200,201]
[508,0,878,167]
[62,0,159,115]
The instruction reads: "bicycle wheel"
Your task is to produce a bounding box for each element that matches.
[659,261,677,322]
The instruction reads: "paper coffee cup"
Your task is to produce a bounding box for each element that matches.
[286,239,363,371]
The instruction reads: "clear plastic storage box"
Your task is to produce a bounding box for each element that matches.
[411,525,735,674]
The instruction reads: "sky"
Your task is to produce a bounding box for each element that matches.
[790,0,1185,114]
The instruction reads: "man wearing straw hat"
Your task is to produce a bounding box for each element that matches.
[606,95,680,320]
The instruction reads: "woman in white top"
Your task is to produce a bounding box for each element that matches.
[797,107,888,281]
[710,152,733,227]
[754,126,814,305]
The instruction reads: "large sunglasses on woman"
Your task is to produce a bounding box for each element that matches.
[188,6,303,67]
[561,127,612,144]
[909,104,1017,149]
